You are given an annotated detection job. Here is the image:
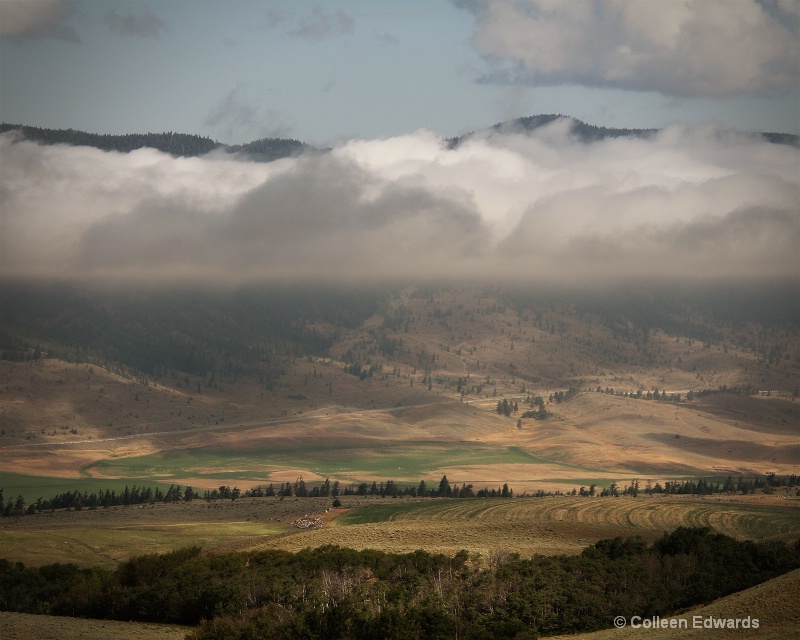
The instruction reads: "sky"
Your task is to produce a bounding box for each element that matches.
[1,1,798,287]
[1,0,798,143]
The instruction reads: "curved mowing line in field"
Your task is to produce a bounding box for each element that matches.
[351,498,800,541]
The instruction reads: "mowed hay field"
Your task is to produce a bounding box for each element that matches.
[259,494,800,559]
[0,497,333,568]
[3,493,798,569]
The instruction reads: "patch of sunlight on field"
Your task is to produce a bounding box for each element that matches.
[0,522,286,568]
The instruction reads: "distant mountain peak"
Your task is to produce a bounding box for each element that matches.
[448,114,798,148]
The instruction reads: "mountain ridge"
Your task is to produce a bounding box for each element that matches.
[2,115,797,162]
[0,123,315,161]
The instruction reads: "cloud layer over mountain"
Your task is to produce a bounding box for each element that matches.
[1,120,797,286]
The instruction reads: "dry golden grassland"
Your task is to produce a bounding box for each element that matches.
[1,360,796,496]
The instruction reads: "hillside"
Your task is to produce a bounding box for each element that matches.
[1,283,798,502]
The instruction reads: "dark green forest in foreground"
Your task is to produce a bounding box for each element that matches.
[1,527,797,639]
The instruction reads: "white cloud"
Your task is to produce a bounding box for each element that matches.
[455,0,799,97]
[1,121,797,285]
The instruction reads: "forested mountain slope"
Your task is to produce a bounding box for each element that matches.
[0,123,314,160]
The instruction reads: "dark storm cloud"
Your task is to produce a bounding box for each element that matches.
[1,120,797,285]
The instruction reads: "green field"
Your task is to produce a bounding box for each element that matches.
[80,441,559,485]
[0,471,176,504]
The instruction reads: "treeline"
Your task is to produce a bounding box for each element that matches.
[595,383,764,402]
[501,387,578,419]
[596,386,684,401]
[1,528,798,639]
[570,474,799,498]
[5,473,797,517]
[248,475,503,499]
[0,123,314,161]
[0,484,196,516]
[0,475,516,517]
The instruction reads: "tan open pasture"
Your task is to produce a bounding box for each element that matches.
[515,392,800,479]
[2,383,796,498]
